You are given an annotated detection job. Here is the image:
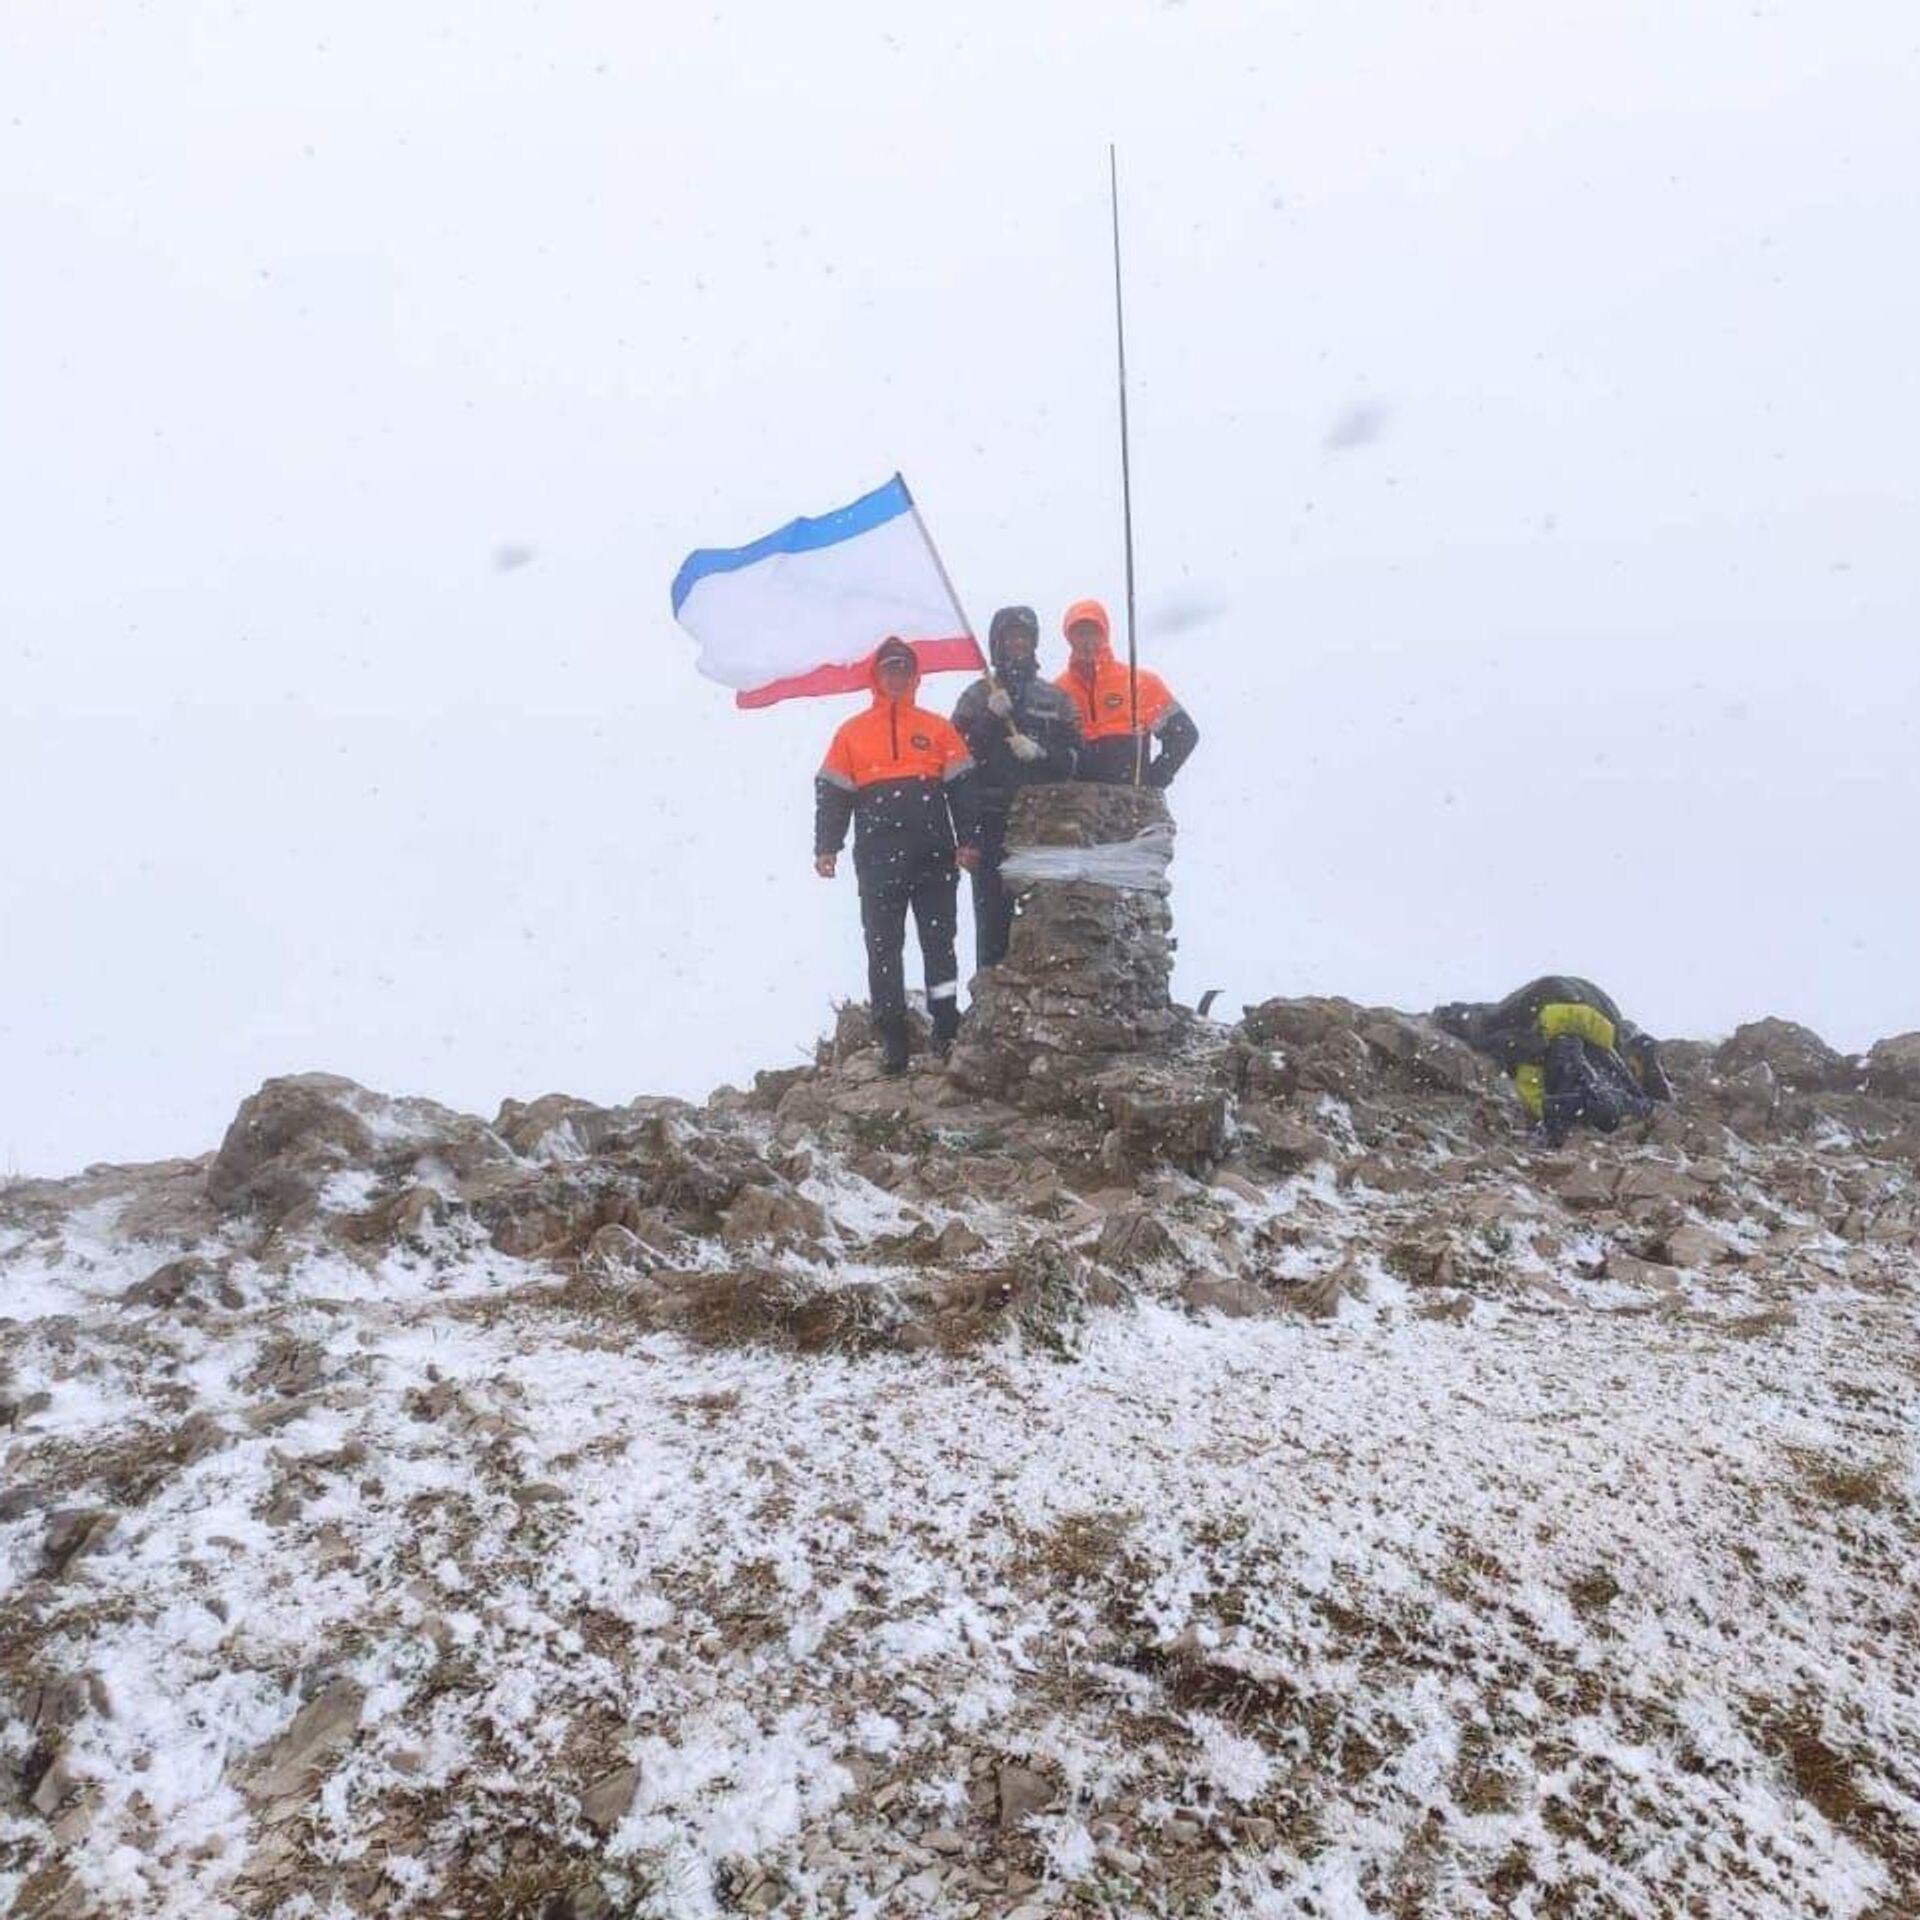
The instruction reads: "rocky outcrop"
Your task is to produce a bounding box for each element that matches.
[9,990,1920,1919]
[1237,996,1505,1102]
[207,1073,518,1225]
[491,1092,695,1163]
[1712,1018,1857,1094]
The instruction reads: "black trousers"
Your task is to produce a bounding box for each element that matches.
[970,811,1014,972]
[859,857,959,1024]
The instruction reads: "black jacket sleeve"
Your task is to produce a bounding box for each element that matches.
[1147,706,1199,788]
[944,764,983,849]
[814,777,854,857]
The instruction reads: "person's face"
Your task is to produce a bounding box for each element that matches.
[1000,631,1037,673]
[1068,621,1103,662]
[877,656,915,697]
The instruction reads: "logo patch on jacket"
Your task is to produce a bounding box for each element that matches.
[910,732,932,750]
[1102,693,1125,710]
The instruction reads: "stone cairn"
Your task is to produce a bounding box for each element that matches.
[947,782,1183,1115]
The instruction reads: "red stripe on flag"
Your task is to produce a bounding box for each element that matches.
[733,635,985,709]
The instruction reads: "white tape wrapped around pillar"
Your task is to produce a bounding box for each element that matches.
[999,825,1174,895]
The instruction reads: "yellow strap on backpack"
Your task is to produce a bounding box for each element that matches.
[1513,1063,1545,1117]
[1537,1001,1617,1052]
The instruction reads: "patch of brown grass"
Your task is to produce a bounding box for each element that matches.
[6,1414,222,1515]
[1143,1644,1307,1727]
[1720,1306,1796,1339]
[1435,1534,1509,1603]
[1451,1725,1522,1816]
[1787,1447,1897,1512]
[1741,1701,1920,1906]
[1028,1510,1136,1591]
[1567,1565,1622,1618]
[701,1556,789,1650]
[407,1817,623,1920]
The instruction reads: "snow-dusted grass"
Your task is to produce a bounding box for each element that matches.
[4,1175,1917,1918]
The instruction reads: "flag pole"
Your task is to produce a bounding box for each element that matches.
[899,472,981,654]
[1109,145,1142,786]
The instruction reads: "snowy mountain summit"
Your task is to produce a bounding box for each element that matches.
[4,802,1918,1918]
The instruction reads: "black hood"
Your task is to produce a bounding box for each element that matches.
[987,605,1039,692]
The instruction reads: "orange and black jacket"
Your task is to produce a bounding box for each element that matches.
[1054,602,1198,788]
[814,660,982,877]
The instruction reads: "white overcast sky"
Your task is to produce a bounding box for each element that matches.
[3,1,1917,1175]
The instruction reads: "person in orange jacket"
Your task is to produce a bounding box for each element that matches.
[815,637,983,1074]
[1055,598,1199,788]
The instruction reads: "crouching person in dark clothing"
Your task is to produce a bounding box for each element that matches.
[814,637,982,1075]
[951,605,1082,971]
[1435,975,1675,1145]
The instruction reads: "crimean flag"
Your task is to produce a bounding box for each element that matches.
[670,474,984,708]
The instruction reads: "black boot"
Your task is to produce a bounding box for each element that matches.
[876,1012,910,1076]
[930,997,960,1060]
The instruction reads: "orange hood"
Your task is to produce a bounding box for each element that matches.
[1063,598,1114,667]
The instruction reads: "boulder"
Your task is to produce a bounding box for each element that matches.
[1238,997,1368,1051]
[209,1074,515,1223]
[1661,1222,1737,1268]
[207,1074,377,1218]
[1865,1033,1920,1103]
[1096,1207,1179,1272]
[1616,1160,1711,1208]
[1712,1020,1855,1095]
[1100,1077,1231,1176]
[1712,1060,1780,1132]
[1542,1157,1618,1209]
[1235,1106,1329,1172]
[997,1763,1061,1831]
[579,1762,641,1834]
[38,1508,118,1581]
[244,1680,365,1809]
[719,1184,829,1251]
[492,1093,630,1162]
[121,1256,229,1310]
[1180,1274,1272,1318]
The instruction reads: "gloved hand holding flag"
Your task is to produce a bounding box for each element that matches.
[670,474,983,708]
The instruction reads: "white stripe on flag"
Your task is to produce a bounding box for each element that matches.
[670,476,982,706]
[677,513,961,690]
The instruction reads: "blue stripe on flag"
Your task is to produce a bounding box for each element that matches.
[670,474,915,616]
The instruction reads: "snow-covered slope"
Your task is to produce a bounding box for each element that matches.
[4,1004,1917,1919]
